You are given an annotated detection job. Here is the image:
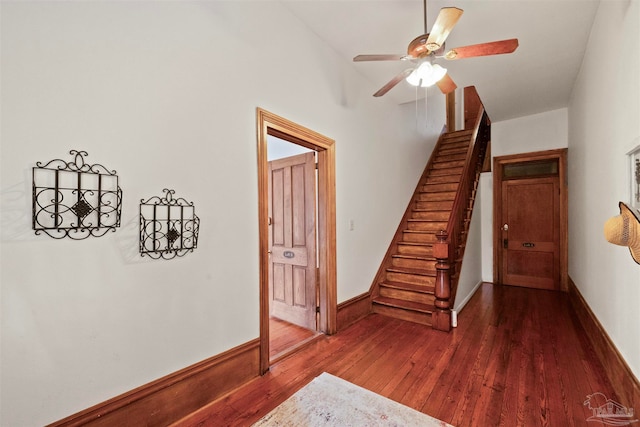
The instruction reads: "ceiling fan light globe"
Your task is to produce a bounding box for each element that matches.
[430,63,447,84]
[406,62,447,87]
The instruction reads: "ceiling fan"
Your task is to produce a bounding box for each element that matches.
[354,0,519,97]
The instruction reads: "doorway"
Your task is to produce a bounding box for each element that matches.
[257,108,337,374]
[493,149,568,291]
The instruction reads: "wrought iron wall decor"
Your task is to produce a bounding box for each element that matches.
[139,189,200,260]
[32,150,123,240]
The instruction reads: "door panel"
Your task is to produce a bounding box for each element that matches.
[501,177,560,290]
[268,152,317,330]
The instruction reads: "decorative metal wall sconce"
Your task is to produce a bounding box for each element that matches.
[32,150,122,240]
[139,189,200,260]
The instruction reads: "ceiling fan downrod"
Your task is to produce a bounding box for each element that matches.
[423,0,428,34]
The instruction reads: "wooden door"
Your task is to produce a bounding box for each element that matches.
[501,176,560,290]
[268,152,317,330]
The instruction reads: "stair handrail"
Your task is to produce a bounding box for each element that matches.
[437,87,490,327]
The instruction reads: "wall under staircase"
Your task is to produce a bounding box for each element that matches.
[369,86,491,330]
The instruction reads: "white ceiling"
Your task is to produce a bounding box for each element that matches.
[282,0,600,122]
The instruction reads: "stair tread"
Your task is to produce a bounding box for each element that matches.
[380,281,435,293]
[421,183,459,188]
[386,266,435,276]
[437,146,468,151]
[373,296,435,313]
[425,175,462,181]
[427,168,463,174]
[446,129,474,134]
[441,136,471,142]
[439,142,470,148]
[418,188,457,193]
[419,196,456,202]
[392,252,435,260]
[412,208,450,212]
[398,241,433,246]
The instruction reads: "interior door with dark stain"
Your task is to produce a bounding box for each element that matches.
[268,152,317,330]
[501,176,560,290]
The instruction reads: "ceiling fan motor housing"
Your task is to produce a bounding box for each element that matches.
[408,34,431,58]
[408,34,443,58]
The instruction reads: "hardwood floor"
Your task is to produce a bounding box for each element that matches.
[269,317,318,361]
[173,283,618,426]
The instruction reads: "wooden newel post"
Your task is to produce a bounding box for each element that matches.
[432,230,452,332]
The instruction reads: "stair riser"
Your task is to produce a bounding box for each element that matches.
[432,159,465,168]
[417,192,455,201]
[391,257,435,270]
[434,153,467,162]
[402,232,437,243]
[397,244,433,256]
[442,131,473,141]
[372,304,432,326]
[411,211,450,221]
[438,147,468,156]
[421,183,459,193]
[442,135,471,145]
[379,287,435,305]
[386,271,435,286]
[407,221,447,232]
[415,200,454,210]
[439,141,469,150]
[425,175,460,184]
[429,168,463,177]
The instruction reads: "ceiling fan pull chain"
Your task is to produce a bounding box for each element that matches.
[415,84,419,129]
[424,87,428,130]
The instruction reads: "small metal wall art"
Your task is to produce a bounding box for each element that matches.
[32,150,123,240]
[139,189,200,260]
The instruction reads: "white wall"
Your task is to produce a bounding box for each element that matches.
[568,0,640,380]
[0,2,443,425]
[480,108,569,279]
[454,180,483,313]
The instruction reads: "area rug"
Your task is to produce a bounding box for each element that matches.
[252,372,453,426]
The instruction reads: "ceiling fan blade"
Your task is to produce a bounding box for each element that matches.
[436,73,457,94]
[373,69,414,97]
[444,38,519,60]
[425,7,463,52]
[354,54,409,62]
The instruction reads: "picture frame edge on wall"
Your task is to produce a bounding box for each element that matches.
[627,138,640,211]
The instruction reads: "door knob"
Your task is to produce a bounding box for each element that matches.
[502,223,509,231]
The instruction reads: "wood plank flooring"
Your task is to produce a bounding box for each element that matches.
[173,283,618,426]
[269,317,318,360]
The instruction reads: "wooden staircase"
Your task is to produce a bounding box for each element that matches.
[372,130,474,325]
[369,86,491,329]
